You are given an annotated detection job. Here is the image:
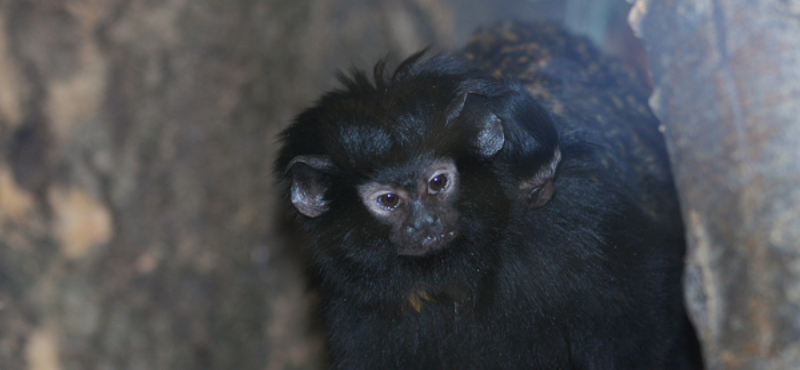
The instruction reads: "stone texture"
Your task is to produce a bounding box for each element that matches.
[631,0,800,368]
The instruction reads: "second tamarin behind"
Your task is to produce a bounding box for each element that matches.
[276,21,702,369]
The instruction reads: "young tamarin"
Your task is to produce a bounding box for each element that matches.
[276,21,702,370]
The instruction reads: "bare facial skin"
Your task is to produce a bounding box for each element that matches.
[359,160,459,255]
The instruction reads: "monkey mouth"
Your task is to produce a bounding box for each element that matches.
[401,231,457,256]
[422,230,457,248]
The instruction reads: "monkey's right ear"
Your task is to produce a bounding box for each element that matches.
[285,155,337,218]
[446,90,505,157]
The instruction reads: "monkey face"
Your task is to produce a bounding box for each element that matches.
[278,54,561,263]
[358,159,459,256]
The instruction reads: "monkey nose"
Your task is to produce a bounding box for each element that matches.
[409,213,438,231]
[405,220,438,237]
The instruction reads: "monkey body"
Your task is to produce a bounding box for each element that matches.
[277,21,701,370]
[320,191,685,369]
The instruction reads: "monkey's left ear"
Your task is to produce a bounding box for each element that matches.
[446,90,505,157]
[285,155,337,218]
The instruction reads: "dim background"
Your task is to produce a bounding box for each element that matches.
[2,0,799,369]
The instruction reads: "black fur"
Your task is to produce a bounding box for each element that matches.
[276,24,701,370]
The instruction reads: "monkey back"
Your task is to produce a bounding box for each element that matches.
[463,21,681,233]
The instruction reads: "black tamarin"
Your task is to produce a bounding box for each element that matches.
[276,21,702,370]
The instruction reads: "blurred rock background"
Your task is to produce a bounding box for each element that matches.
[4,0,798,369]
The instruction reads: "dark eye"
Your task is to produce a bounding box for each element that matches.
[377,193,401,209]
[428,174,448,193]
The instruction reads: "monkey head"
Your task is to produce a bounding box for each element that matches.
[277,54,560,259]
